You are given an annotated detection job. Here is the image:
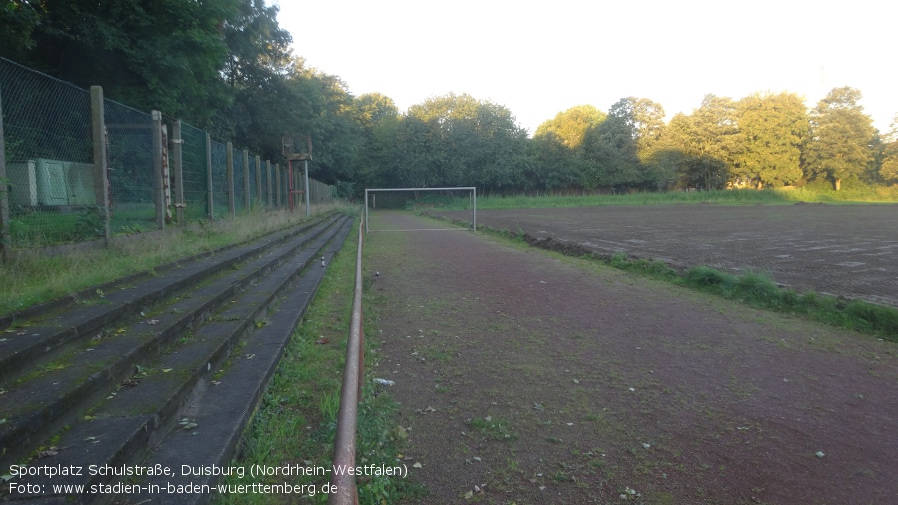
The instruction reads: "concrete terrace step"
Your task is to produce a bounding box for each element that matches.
[0,215,345,469]
[0,216,353,503]
[4,217,351,504]
[0,213,337,385]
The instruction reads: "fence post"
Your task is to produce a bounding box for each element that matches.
[304,160,311,217]
[266,160,273,208]
[243,149,250,212]
[275,163,281,208]
[254,155,262,204]
[0,84,9,262]
[171,120,185,225]
[151,111,165,230]
[90,86,111,245]
[206,132,213,219]
[227,142,235,218]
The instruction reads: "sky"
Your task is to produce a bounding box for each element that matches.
[276,0,897,136]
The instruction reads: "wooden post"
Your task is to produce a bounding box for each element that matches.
[90,86,111,244]
[151,111,165,230]
[206,132,213,219]
[171,120,185,225]
[243,149,250,212]
[0,84,9,261]
[227,142,235,217]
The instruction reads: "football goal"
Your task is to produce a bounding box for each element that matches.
[364,187,477,233]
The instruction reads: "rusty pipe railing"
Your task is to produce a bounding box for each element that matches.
[327,215,365,505]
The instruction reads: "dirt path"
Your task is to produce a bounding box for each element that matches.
[364,211,898,505]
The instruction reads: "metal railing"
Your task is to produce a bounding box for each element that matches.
[327,214,365,504]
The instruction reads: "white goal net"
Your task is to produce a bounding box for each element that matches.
[364,187,477,232]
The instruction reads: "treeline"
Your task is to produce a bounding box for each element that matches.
[0,0,360,185]
[3,1,897,196]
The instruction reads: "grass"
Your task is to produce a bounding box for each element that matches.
[214,222,423,505]
[410,183,898,211]
[469,416,517,441]
[0,203,352,317]
[678,266,898,339]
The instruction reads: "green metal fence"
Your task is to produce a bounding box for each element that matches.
[0,58,96,246]
[106,100,156,233]
[0,57,337,254]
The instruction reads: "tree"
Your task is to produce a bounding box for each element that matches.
[651,115,720,190]
[879,114,898,183]
[581,97,665,189]
[530,106,605,191]
[534,105,606,149]
[8,0,240,125]
[402,93,530,192]
[222,0,293,89]
[353,93,399,131]
[733,92,808,188]
[0,0,44,59]
[806,87,875,191]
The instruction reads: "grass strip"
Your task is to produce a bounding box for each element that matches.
[0,204,353,317]
[439,215,898,342]
[214,224,423,505]
[403,186,898,211]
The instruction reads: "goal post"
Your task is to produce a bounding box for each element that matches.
[364,187,477,233]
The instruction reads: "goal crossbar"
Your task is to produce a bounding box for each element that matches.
[364,187,477,233]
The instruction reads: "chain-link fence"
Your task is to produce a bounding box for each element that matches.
[0,58,96,246]
[210,140,230,219]
[1,57,337,254]
[106,100,156,234]
[178,120,209,221]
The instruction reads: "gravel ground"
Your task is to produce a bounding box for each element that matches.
[364,211,898,505]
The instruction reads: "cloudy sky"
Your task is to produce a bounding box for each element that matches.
[277,0,897,135]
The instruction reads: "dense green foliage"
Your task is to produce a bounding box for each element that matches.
[2,1,896,196]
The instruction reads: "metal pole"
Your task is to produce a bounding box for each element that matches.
[172,120,184,225]
[364,190,368,233]
[288,160,294,212]
[206,132,213,219]
[327,217,365,505]
[473,187,477,231]
[243,149,250,212]
[303,159,310,217]
[151,110,165,230]
[275,163,281,208]
[255,154,262,204]
[226,142,235,217]
[0,84,9,261]
[266,160,272,208]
